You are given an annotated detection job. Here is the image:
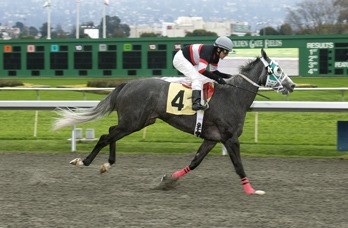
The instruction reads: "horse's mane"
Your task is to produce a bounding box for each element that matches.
[239,56,261,74]
[227,56,261,85]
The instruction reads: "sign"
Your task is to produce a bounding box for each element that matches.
[335,62,348,68]
[4,45,12,53]
[307,49,319,75]
[99,44,107,51]
[27,45,35,52]
[232,39,283,48]
[51,44,59,52]
[75,45,83,51]
[148,44,157,50]
[123,43,132,51]
[305,42,335,75]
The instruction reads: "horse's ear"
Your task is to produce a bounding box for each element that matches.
[261,48,267,59]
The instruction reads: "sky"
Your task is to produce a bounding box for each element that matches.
[0,0,302,31]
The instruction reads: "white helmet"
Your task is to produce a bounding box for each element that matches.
[214,36,233,52]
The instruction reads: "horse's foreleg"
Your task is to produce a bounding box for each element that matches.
[172,140,217,180]
[224,138,265,195]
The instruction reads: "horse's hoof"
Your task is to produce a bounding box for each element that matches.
[70,158,84,167]
[254,190,266,195]
[100,163,111,174]
[154,174,179,190]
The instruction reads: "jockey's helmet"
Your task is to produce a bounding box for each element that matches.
[214,36,233,52]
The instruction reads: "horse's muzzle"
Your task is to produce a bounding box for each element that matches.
[282,76,296,94]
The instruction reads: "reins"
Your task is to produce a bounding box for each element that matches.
[226,73,270,100]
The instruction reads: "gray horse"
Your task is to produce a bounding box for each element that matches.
[53,49,295,195]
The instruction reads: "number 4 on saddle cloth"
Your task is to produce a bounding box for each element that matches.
[166,82,214,136]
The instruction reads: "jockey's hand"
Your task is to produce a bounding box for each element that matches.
[217,77,226,84]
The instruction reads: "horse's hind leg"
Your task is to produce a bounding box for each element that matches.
[100,126,117,173]
[172,139,217,179]
[158,140,216,190]
[80,125,133,167]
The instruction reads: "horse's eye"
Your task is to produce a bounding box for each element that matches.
[273,66,282,76]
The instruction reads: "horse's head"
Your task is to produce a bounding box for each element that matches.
[258,49,296,95]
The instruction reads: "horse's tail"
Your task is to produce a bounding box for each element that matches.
[53,83,127,131]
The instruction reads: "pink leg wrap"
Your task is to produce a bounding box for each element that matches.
[241,177,255,194]
[172,166,190,180]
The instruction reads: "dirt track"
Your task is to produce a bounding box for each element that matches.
[0,153,347,228]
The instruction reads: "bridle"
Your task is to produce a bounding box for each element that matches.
[237,57,290,93]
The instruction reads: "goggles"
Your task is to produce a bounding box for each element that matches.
[221,49,230,55]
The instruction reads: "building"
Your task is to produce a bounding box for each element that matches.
[0,26,20,40]
[129,16,250,38]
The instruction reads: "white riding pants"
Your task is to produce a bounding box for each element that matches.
[173,50,214,91]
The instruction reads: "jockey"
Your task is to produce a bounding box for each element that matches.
[173,36,233,111]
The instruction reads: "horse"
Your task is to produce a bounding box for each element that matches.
[53,49,295,195]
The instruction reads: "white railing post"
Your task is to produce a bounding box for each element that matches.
[71,125,76,152]
[255,112,258,143]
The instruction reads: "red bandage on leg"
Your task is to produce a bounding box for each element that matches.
[172,166,190,179]
[241,177,255,194]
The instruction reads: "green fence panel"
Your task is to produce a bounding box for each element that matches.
[0,34,347,78]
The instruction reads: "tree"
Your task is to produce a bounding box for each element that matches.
[335,0,348,23]
[13,22,25,32]
[259,26,279,36]
[13,21,26,38]
[140,32,161,38]
[185,29,217,37]
[28,26,39,37]
[278,23,293,35]
[39,22,49,38]
[285,0,340,34]
[98,15,130,38]
[54,24,67,38]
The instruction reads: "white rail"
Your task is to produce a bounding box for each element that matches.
[0,87,347,101]
[1,87,347,91]
[1,100,348,112]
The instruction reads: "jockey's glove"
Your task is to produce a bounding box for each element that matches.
[203,71,227,84]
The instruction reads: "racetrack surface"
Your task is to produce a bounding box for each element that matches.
[0,153,347,228]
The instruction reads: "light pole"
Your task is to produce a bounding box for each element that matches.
[256,22,267,36]
[76,0,80,39]
[103,0,109,38]
[43,0,52,39]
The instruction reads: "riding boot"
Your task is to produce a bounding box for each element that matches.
[192,90,207,111]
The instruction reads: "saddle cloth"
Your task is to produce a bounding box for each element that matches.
[166,82,214,115]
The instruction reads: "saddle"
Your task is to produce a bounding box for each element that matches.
[183,83,215,102]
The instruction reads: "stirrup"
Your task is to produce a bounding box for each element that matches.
[192,102,209,111]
